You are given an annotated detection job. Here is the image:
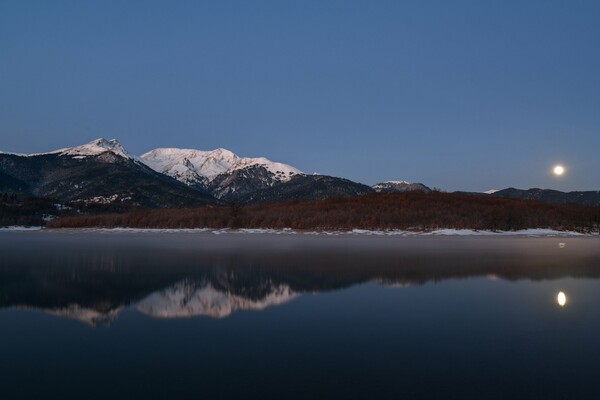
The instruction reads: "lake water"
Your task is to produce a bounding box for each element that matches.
[1,231,600,399]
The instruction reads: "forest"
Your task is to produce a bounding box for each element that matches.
[0,194,60,227]
[46,191,600,233]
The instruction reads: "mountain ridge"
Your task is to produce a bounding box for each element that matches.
[493,187,600,206]
[373,181,431,193]
[2,138,599,209]
[0,138,375,207]
[140,146,303,200]
[0,139,217,208]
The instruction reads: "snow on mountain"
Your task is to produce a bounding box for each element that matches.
[484,189,499,194]
[0,138,217,207]
[3,138,134,160]
[140,147,303,187]
[381,180,410,185]
[373,181,431,193]
[52,138,134,160]
[135,282,297,319]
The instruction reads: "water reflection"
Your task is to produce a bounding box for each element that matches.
[136,282,297,319]
[17,282,297,326]
[557,291,567,307]
[1,232,599,326]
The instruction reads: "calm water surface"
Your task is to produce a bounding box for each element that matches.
[1,231,600,399]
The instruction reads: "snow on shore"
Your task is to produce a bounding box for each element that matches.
[347,228,586,237]
[0,226,42,231]
[422,228,586,237]
[2,226,591,237]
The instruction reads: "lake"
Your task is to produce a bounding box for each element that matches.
[1,231,600,399]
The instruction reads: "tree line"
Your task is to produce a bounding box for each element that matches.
[47,191,600,233]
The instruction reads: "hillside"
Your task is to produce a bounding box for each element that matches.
[494,187,600,206]
[0,139,217,208]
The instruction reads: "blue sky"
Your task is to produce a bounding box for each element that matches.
[1,0,598,191]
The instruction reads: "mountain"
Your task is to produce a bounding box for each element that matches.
[493,187,600,206]
[140,147,374,203]
[140,147,302,200]
[4,138,599,210]
[241,174,374,203]
[0,139,376,208]
[0,169,29,194]
[0,138,217,208]
[373,180,431,193]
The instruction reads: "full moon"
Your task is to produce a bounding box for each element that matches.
[553,165,565,176]
[557,291,567,307]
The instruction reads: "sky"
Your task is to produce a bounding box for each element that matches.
[1,0,599,192]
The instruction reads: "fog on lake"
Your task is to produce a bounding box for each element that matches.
[1,231,599,399]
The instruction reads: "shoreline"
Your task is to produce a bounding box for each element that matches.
[1,226,596,237]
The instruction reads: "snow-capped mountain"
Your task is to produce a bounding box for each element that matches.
[4,138,135,160]
[138,146,373,202]
[141,147,301,183]
[140,147,303,199]
[0,137,377,206]
[0,138,216,207]
[1,137,448,207]
[49,138,135,160]
[372,181,431,193]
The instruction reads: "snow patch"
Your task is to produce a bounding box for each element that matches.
[40,227,593,237]
[0,226,42,231]
[423,228,585,237]
[382,180,411,185]
[72,194,133,205]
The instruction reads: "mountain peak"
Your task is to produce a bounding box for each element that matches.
[383,180,411,185]
[1,137,134,160]
[56,138,132,159]
[90,137,120,148]
[140,147,303,184]
[373,181,432,193]
[209,147,236,157]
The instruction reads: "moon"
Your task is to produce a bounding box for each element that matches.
[553,165,565,176]
[557,291,567,307]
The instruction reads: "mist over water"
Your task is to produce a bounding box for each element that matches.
[1,232,600,399]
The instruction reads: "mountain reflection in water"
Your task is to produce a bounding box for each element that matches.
[1,231,599,326]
